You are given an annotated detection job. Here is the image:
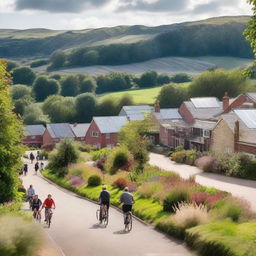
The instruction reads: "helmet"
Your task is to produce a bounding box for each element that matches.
[124,187,129,192]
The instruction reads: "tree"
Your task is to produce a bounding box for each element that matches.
[82,50,99,65]
[189,69,246,99]
[61,75,80,97]
[11,84,32,100]
[23,104,49,124]
[157,84,187,108]
[157,73,171,85]
[48,139,80,177]
[80,77,97,93]
[13,95,34,116]
[244,1,256,59]
[97,96,117,116]
[33,76,60,101]
[43,95,76,123]
[138,70,158,88]
[0,60,24,203]
[48,50,66,70]
[116,94,134,113]
[12,67,36,85]
[119,118,151,170]
[171,73,192,83]
[6,60,18,72]
[75,93,97,122]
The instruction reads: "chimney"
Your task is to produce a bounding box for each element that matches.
[222,92,230,110]
[154,100,160,113]
[234,120,240,142]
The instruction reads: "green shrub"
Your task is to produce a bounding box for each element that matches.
[87,175,102,186]
[211,197,253,222]
[48,139,80,176]
[39,150,49,160]
[0,215,43,256]
[163,187,190,212]
[104,146,134,174]
[91,148,110,161]
[113,177,128,190]
[171,150,186,163]
[186,222,256,256]
[171,150,198,165]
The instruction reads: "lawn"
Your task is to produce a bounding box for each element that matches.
[100,82,190,104]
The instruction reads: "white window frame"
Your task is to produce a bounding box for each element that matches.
[91,131,99,137]
[203,130,210,138]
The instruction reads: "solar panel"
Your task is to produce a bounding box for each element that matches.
[191,98,220,108]
[234,109,256,129]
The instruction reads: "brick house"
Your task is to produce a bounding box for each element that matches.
[85,116,128,148]
[211,109,256,157]
[24,125,45,147]
[159,97,223,151]
[221,92,256,114]
[43,123,75,150]
[69,123,90,142]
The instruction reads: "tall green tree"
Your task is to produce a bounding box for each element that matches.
[12,67,36,85]
[43,95,76,123]
[61,75,80,97]
[75,93,97,122]
[157,83,187,108]
[33,76,60,101]
[80,77,97,93]
[0,60,24,203]
[23,104,49,124]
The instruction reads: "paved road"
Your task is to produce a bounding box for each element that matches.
[22,158,191,256]
[149,153,256,211]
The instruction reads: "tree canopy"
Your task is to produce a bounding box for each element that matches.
[12,67,36,85]
[61,75,80,97]
[0,60,24,203]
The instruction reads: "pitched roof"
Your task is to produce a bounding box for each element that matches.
[234,109,256,129]
[221,110,256,144]
[93,116,128,133]
[119,105,153,121]
[69,123,90,137]
[247,93,256,102]
[184,97,223,120]
[192,120,216,130]
[46,123,75,139]
[154,108,182,120]
[25,125,45,136]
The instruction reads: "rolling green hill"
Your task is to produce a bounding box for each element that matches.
[0,16,253,69]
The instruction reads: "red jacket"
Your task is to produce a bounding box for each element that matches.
[42,198,56,209]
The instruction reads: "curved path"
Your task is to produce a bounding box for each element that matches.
[149,153,256,211]
[22,158,191,256]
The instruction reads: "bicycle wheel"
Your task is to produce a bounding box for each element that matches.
[125,212,132,232]
[36,212,41,223]
[47,213,52,228]
[103,210,108,227]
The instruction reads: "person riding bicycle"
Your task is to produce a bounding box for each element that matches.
[29,152,35,164]
[27,185,35,206]
[31,195,42,219]
[41,194,56,221]
[119,187,134,224]
[23,163,28,176]
[98,185,110,222]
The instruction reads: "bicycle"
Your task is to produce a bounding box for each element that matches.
[124,211,132,232]
[96,205,108,227]
[28,197,33,210]
[45,208,53,228]
[34,210,41,223]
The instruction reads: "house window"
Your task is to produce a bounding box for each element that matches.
[106,133,110,139]
[91,131,99,137]
[31,136,36,139]
[203,130,211,138]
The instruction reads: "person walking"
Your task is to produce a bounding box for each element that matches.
[30,152,35,164]
[34,162,39,174]
[23,163,28,176]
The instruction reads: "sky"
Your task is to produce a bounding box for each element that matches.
[0,0,253,30]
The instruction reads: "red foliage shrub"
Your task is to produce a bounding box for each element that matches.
[113,178,128,190]
[69,176,85,187]
[191,192,225,208]
[195,156,219,173]
[127,182,137,192]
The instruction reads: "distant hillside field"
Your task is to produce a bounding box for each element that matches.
[100,82,190,104]
[34,56,253,75]
[0,16,253,69]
